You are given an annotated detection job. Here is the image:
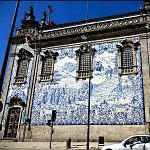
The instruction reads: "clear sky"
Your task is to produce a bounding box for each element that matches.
[0,1,144,73]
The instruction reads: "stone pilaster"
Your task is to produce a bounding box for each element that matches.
[0,45,17,138]
[139,32,150,134]
[0,45,17,123]
[25,47,40,133]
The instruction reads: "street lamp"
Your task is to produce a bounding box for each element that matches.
[76,35,96,149]
[87,67,91,150]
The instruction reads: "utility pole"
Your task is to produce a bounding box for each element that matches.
[87,42,92,150]
[81,35,91,150]
[0,0,20,94]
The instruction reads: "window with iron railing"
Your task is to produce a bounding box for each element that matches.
[14,48,33,85]
[76,43,96,79]
[121,46,134,74]
[79,52,91,78]
[15,59,29,83]
[40,56,54,81]
[116,39,139,76]
[39,50,59,82]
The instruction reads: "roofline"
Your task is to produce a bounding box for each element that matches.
[43,11,141,33]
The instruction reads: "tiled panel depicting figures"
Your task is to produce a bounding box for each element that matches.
[2,44,34,125]
[32,38,144,125]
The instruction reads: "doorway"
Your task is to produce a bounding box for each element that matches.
[4,107,21,138]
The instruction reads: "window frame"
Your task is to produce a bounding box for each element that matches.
[39,50,59,82]
[116,39,139,76]
[75,43,96,80]
[14,48,33,85]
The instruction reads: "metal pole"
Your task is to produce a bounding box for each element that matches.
[50,121,53,149]
[87,46,91,149]
[87,76,91,149]
[85,2,90,147]
[22,121,26,142]
[0,0,20,93]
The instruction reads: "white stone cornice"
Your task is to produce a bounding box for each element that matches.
[43,14,141,33]
[16,14,148,41]
[37,15,144,40]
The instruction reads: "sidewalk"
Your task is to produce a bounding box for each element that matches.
[0,141,116,150]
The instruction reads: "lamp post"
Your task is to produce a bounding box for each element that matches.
[81,35,91,150]
[87,42,92,150]
[87,69,91,150]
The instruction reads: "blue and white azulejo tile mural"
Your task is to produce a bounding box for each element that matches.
[32,38,144,125]
[2,44,34,125]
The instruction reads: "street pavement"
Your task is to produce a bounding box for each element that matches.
[0,141,116,150]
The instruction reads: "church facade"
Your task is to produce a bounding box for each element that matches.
[0,1,150,142]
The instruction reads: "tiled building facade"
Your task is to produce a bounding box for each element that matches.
[0,0,150,142]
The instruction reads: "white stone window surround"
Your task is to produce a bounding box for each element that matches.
[76,43,96,79]
[39,50,59,82]
[116,39,139,76]
[14,48,33,85]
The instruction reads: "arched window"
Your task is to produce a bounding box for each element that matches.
[75,43,96,79]
[39,50,59,82]
[116,39,139,76]
[14,48,33,85]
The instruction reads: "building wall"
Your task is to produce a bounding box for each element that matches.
[31,37,144,126]
[1,0,150,141]
[1,34,149,141]
[1,44,34,125]
[23,125,145,142]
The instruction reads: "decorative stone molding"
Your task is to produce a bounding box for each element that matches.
[16,28,39,37]
[14,48,33,85]
[38,50,59,82]
[16,15,145,41]
[8,96,26,107]
[75,43,96,79]
[16,48,33,59]
[116,39,140,76]
[13,13,150,49]
[38,15,142,40]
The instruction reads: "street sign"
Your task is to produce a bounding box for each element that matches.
[23,115,28,121]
